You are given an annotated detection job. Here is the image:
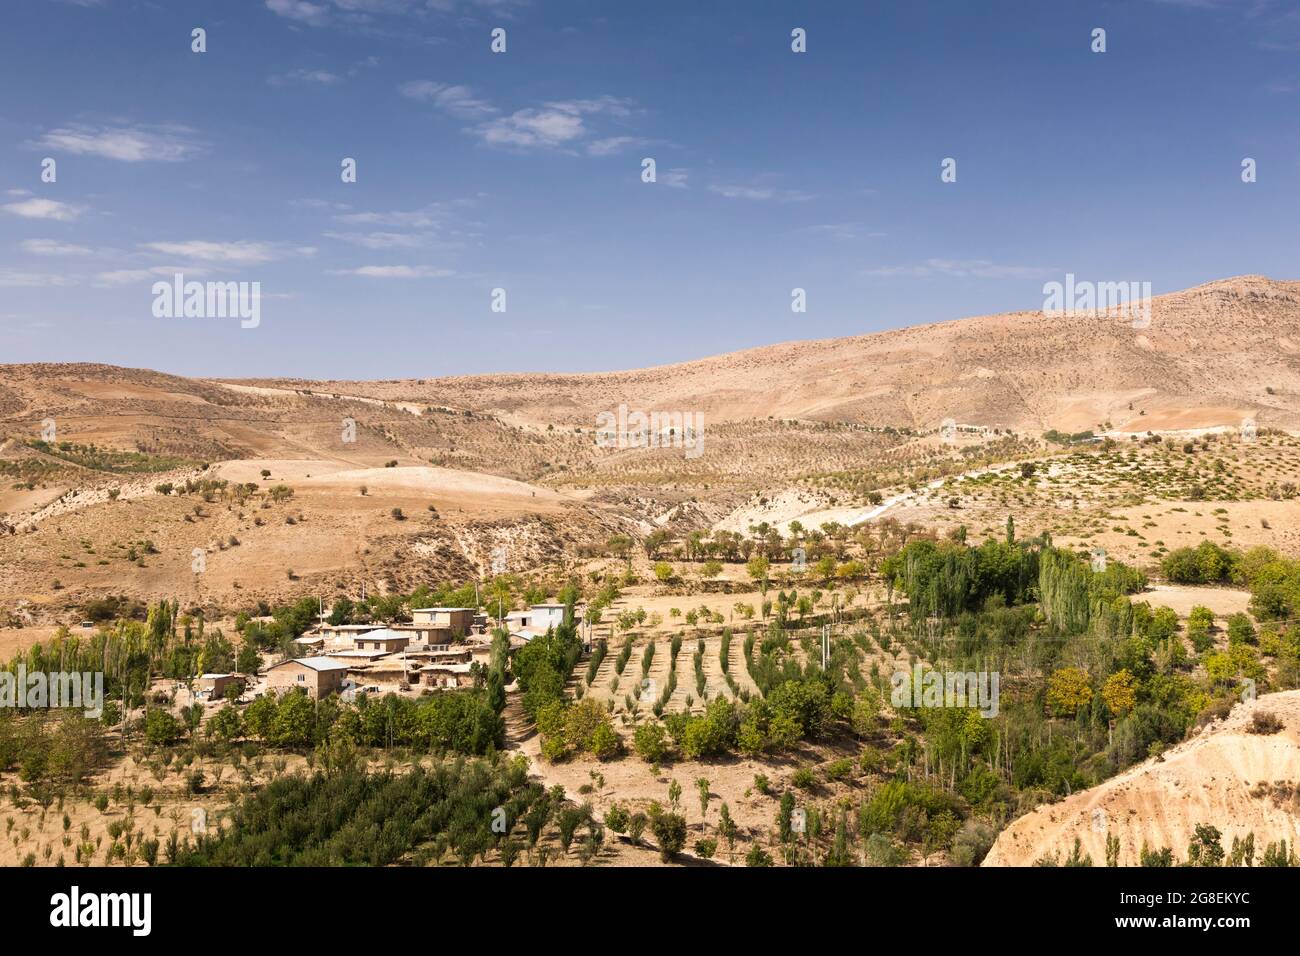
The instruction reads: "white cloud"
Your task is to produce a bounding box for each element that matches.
[327,264,455,278]
[94,266,221,287]
[268,0,530,29]
[586,135,645,156]
[290,198,352,211]
[473,96,634,151]
[33,124,203,162]
[20,238,94,256]
[94,269,156,286]
[660,169,689,188]
[2,198,84,221]
[0,270,77,288]
[335,203,452,228]
[864,259,1052,279]
[269,68,342,86]
[796,223,884,241]
[265,0,332,27]
[324,231,433,249]
[400,81,497,118]
[140,240,316,264]
[709,183,814,202]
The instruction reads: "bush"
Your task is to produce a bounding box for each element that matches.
[746,844,773,867]
[633,722,669,763]
[604,804,630,834]
[143,709,183,746]
[650,811,687,862]
[1249,711,1284,735]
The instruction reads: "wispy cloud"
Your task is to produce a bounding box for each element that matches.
[335,202,461,228]
[94,266,220,287]
[94,269,159,286]
[290,198,352,211]
[140,240,316,264]
[2,198,84,221]
[327,264,455,278]
[19,238,94,256]
[265,0,528,31]
[324,231,435,249]
[473,96,634,152]
[269,68,342,86]
[660,168,689,189]
[0,270,78,288]
[709,183,815,202]
[586,135,647,157]
[796,223,885,241]
[399,81,497,118]
[265,0,332,27]
[32,124,203,162]
[864,259,1053,279]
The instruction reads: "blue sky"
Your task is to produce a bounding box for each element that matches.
[2,0,1298,379]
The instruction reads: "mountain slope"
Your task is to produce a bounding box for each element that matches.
[217,275,1300,434]
[984,691,1300,867]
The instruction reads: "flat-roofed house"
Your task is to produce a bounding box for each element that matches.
[419,661,475,689]
[314,623,378,642]
[266,657,349,699]
[353,628,410,653]
[197,673,242,700]
[527,603,573,631]
[410,607,475,637]
[505,603,578,634]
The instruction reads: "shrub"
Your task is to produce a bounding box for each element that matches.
[649,811,687,862]
[1249,711,1283,735]
[633,722,669,763]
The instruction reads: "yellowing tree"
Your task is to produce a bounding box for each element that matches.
[1101,669,1137,717]
[1046,667,1092,717]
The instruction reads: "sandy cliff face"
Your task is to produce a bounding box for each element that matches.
[984,691,1300,866]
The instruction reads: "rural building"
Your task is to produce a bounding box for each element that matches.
[504,603,579,634]
[266,657,349,699]
[390,623,458,645]
[314,623,379,642]
[419,661,474,689]
[410,607,475,637]
[197,673,242,700]
[353,628,410,653]
[527,603,573,630]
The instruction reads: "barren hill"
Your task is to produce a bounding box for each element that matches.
[4,274,1300,619]
[220,275,1300,434]
[983,691,1300,867]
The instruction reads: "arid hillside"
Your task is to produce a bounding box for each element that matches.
[3,274,1300,625]
[984,690,1300,867]
[227,275,1300,434]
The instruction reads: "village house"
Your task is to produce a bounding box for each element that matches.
[419,661,475,689]
[312,624,379,639]
[353,628,411,653]
[504,603,581,641]
[197,673,242,701]
[265,657,349,699]
[410,607,475,637]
